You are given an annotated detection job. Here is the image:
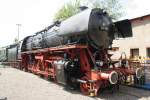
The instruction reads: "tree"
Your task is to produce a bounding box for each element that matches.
[89,0,123,20]
[54,0,81,21]
[54,0,123,21]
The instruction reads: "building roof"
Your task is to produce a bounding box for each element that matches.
[130,14,150,22]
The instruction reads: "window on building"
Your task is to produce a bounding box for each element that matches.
[130,48,139,58]
[146,48,150,58]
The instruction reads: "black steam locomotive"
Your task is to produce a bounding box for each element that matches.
[0,8,139,96]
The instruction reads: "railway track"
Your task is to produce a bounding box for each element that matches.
[119,85,150,98]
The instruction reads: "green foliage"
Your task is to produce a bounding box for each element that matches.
[89,0,123,20]
[54,0,123,21]
[54,0,81,21]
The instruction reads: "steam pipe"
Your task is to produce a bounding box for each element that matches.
[100,71,118,84]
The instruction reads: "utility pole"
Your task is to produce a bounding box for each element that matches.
[16,24,21,41]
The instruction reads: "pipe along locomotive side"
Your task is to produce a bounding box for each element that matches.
[0,8,143,96]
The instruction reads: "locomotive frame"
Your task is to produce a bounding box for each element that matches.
[19,44,142,96]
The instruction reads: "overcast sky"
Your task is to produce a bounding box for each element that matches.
[0,0,150,47]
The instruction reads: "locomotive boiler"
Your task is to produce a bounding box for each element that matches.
[21,8,131,51]
[0,8,143,96]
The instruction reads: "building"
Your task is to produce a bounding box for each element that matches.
[113,14,150,59]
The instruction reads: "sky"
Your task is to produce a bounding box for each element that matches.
[0,0,150,47]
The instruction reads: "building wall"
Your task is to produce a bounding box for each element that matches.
[112,16,150,59]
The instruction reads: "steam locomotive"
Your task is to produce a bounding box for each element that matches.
[0,8,143,96]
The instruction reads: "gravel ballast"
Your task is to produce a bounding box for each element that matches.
[0,65,150,100]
